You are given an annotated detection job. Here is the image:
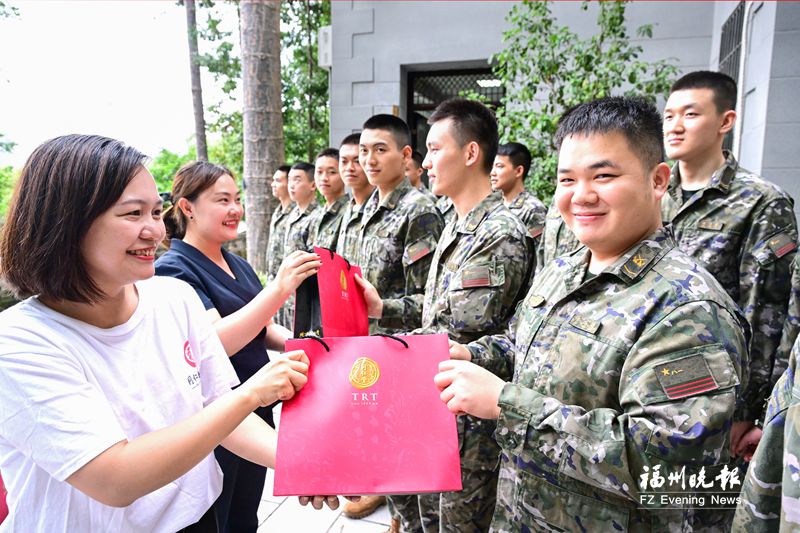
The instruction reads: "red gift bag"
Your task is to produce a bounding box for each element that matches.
[274,333,462,496]
[293,247,369,338]
[0,472,7,524]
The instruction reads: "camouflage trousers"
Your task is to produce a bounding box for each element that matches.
[387,494,432,533]
[393,415,499,532]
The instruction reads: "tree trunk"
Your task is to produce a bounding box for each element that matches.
[241,0,284,273]
[185,0,208,161]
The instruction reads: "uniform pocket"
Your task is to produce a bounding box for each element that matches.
[510,469,631,532]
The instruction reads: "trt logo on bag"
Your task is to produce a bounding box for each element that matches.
[293,247,369,338]
[274,333,462,496]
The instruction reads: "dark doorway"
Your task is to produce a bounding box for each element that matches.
[407,68,505,177]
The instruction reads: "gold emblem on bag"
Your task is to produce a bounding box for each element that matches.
[349,357,380,389]
[340,270,347,291]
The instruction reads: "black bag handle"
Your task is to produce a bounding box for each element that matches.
[373,333,409,349]
[317,246,351,270]
[299,334,330,352]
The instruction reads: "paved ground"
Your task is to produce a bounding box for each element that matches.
[257,404,391,532]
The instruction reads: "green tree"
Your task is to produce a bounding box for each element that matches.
[281,0,330,163]
[0,165,18,221]
[148,147,196,193]
[1,2,19,156]
[493,0,678,201]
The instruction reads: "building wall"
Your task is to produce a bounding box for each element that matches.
[329,1,799,211]
[763,2,800,209]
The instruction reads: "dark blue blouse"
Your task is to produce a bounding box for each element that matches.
[155,239,268,384]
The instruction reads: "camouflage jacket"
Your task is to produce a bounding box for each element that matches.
[733,333,800,532]
[436,195,455,226]
[506,190,546,242]
[416,183,438,204]
[336,197,368,265]
[266,201,295,282]
[776,252,800,383]
[358,178,443,333]
[283,200,321,255]
[539,201,582,273]
[414,192,532,471]
[662,151,797,421]
[417,192,531,344]
[468,227,750,532]
[309,195,349,252]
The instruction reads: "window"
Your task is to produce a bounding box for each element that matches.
[406,68,505,160]
[718,1,745,151]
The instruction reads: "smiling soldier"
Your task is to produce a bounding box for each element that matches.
[437,97,750,532]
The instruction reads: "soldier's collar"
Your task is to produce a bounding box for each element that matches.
[297,200,319,215]
[603,227,674,284]
[668,151,737,198]
[457,192,502,234]
[507,190,528,209]
[325,195,349,213]
[377,178,412,211]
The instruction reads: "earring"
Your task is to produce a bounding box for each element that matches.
[189,216,194,220]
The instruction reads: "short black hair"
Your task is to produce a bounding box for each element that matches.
[0,134,147,303]
[290,161,315,181]
[277,164,291,174]
[428,98,498,174]
[362,114,411,149]
[340,132,361,147]
[670,71,737,113]
[315,147,339,161]
[497,142,532,180]
[410,150,424,168]
[555,96,665,170]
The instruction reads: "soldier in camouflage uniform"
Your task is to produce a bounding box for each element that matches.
[309,148,349,251]
[490,142,546,252]
[280,162,320,330]
[266,165,295,327]
[356,115,443,334]
[733,251,800,530]
[437,97,750,532]
[352,114,443,533]
[539,200,582,271]
[359,100,533,533]
[734,256,800,530]
[335,133,375,265]
[406,150,437,203]
[662,71,797,453]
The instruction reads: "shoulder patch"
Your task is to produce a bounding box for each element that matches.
[654,354,719,400]
[527,294,546,308]
[697,219,724,231]
[529,225,544,239]
[620,245,659,280]
[407,240,433,263]
[461,266,492,288]
[767,233,797,259]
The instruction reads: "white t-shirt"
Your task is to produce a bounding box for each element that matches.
[0,276,239,532]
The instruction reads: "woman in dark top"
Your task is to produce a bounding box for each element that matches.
[156,161,320,533]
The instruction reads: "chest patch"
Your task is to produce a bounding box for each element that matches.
[654,354,719,399]
[461,266,491,288]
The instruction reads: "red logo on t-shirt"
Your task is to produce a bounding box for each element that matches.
[183,340,197,368]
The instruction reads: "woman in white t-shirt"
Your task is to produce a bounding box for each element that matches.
[0,135,340,532]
